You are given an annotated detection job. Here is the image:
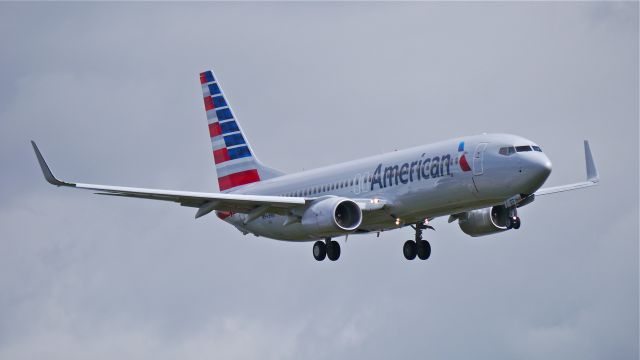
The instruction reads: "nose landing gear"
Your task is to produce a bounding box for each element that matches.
[507,216,521,229]
[505,207,521,230]
[403,222,433,261]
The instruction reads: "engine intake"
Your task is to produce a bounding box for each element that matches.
[301,197,363,237]
[458,205,510,237]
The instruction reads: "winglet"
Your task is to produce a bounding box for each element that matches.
[30,141,74,187]
[584,140,599,183]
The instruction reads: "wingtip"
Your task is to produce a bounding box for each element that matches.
[583,140,599,183]
[30,141,73,187]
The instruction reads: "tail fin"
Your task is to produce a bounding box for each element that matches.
[200,70,284,193]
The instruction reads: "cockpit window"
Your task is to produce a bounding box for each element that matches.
[532,146,542,152]
[515,145,532,152]
[498,146,515,156]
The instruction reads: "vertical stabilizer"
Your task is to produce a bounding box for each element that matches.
[199,70,284,193]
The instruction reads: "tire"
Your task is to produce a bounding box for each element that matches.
[403,240,417,260]
[327,241,341,261]
[417,240,431,260]
[513,217,521,229]
[313,241,326,261]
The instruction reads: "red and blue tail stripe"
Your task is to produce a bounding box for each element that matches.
[200,70,261,192]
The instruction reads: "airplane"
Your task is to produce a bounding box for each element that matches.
[31,69,600,262]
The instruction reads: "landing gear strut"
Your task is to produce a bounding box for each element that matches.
[404,223,432,261]
[313,238,341,261]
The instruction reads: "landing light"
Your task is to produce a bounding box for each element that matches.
[395,218,401,226]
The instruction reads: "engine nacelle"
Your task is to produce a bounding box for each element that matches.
[458,205,510,237]
[301,197,363,237]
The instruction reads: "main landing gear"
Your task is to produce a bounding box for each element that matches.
[403,223,433,261]
[313,238,341,261]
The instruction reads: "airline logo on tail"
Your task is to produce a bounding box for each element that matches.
[200,70,260,192]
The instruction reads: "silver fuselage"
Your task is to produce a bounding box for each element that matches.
[224,133,552,241]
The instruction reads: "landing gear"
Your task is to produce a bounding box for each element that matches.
[403,240,417,260]
[505,207,521,230]
[506,216,521,229]
[313,241,326,261]
[314,238,340,261]
[417,239,431,260]
[404,222,432,261]
[327,240,341,261]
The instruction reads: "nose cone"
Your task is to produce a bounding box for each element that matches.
[523,155,552,193]
[535,155,552,179]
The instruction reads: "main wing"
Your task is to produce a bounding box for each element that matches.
[31,141,307,218]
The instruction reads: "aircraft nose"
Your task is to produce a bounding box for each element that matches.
[528,155,552,186]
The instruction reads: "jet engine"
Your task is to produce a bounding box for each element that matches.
[301,197,363,237]
[458,205,510,237]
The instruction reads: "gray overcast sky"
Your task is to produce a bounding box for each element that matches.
[0,2,637,359]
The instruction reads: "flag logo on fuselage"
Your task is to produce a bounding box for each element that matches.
[458,141,471,172]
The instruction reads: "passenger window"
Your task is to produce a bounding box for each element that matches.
[516,145,532,152]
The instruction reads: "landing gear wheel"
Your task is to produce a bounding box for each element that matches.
[506,216,514,229]
[313,241,326,261]
[512,216,521,229]
[417,240,431,260]
[403,240,417,260]
[327,241,341,261]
